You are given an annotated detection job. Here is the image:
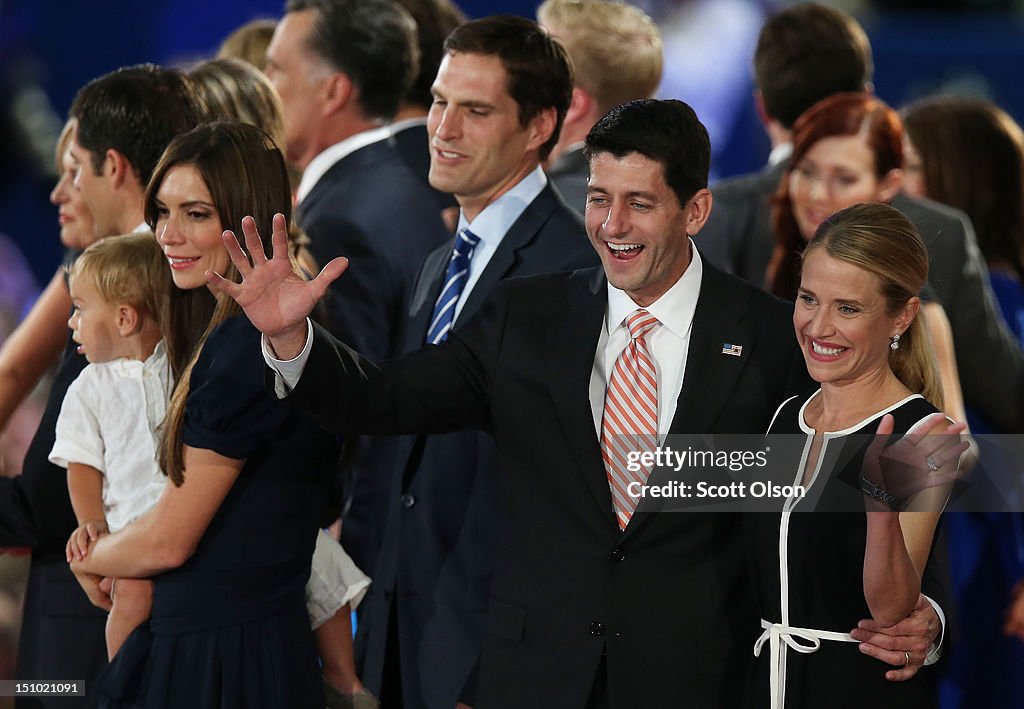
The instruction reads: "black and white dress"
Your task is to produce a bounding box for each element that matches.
[746,391,943,708]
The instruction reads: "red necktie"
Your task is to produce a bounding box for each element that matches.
[600,309,660,529]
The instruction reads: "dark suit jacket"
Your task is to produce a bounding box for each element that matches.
[296,136,450,574]
[0,335,107,707]
[390,122,458,211]
[694,161,1024,432]
[297,136,450,362]
[289,258,811,709]
[546,145,588,218]
[355,184,597,709]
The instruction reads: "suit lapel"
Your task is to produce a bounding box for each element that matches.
[546,269,616,526]
[455,186,559,326]
[672,262,756,433]
[405,243,453,350]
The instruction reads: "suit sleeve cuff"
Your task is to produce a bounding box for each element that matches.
[261,319,313,398]
[922,593,946,665]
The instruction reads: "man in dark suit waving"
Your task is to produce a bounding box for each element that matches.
[213,98,934,709]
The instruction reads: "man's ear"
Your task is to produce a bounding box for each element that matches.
[117,304,141,336]
[525,105,558,155]
[321,71,354,117]
[106,149,138,190]
[754,90,772,128]
[684,188,713,236]
[565,87,594,130]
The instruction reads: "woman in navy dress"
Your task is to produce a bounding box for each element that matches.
[69,122,338,708]
[748,203,967,708]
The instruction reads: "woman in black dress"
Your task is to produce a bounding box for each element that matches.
[69,122,338,708]
[749,203,967,708]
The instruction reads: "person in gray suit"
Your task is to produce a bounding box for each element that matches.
[693,2,1024,433]
[538,0,663,216]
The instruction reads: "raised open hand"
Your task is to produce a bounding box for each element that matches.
[862,412,968,508]
[205,213,347,353]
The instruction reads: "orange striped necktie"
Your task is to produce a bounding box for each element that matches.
[601,308,660,530]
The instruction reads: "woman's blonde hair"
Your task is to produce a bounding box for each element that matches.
[69,232,170,321]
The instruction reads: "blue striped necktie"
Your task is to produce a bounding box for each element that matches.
[425,228,481,345]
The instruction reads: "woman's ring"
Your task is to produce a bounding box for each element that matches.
[926,456,939,472]
[903,650,911,666]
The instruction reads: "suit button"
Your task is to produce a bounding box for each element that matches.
[589,622,605,636]
[611,548,627,562]
[400,494,416,508]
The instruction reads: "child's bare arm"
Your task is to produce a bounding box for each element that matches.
[66,461,108,561]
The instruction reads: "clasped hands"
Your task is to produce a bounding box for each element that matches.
[65,518,112,610]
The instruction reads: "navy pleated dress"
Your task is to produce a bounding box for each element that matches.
[96,315,341,708]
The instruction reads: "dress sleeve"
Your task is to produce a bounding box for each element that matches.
[183,317,292,461]
[49,368,106,472]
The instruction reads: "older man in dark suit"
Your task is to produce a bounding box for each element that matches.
[693,2,1024,433]
[265,0,451,578]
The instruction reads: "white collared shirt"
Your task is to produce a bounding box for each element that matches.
[449,165,547,321]
[389,116,428,135]
[295,126,394,204]
[588,244,703,439]
[49,343,172,532]
[767,142,793,168]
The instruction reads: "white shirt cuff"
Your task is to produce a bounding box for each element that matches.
[261,319,314,398]
[922,593,946,665]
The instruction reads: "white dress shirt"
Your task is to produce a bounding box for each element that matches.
[588,244,703,439]
[449,166,547,321]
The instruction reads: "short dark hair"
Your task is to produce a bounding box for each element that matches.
[444,15,572,161]
[70,64,204,186]
[285,0,418,121]
[583,99,710,206]
[393,0,465,111]
[754,3,872,129]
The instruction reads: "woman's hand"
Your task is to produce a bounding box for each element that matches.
[862,413,968,507]
[206,213,348,358]
[69,562,113,611]
[66,518,108,562]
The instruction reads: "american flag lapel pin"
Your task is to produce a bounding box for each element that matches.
[721,343,743,357]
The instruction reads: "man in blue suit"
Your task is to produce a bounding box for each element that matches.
[352,16,597,709]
